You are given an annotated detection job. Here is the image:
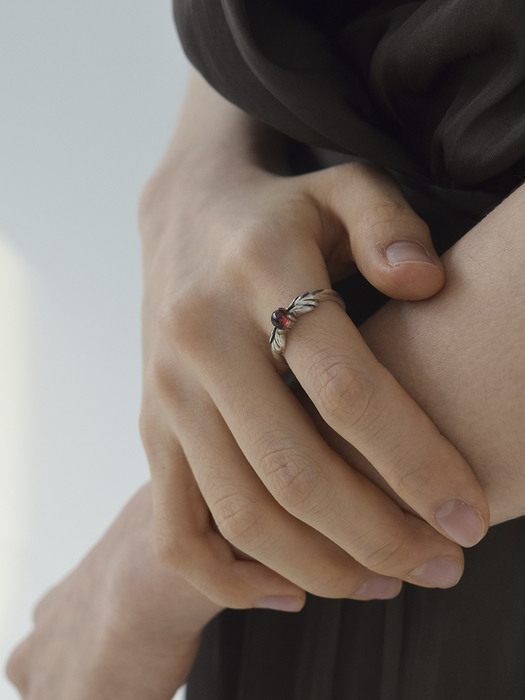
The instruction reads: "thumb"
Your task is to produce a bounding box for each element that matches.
[305,163,444,301]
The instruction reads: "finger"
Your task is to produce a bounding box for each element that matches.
[184,339,466,589]
[170,396,403,600]
[240,243,489,547]
[144,426,312,611]
[302,162,445,300]
[284,300,489,546]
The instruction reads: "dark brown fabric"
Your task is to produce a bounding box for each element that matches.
[173,0,525,191]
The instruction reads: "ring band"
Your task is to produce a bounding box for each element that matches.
[269,289,345,362]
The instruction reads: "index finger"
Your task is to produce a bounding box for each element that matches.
[284,299,489,547]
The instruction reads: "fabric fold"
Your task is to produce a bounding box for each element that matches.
[174,0,525,190]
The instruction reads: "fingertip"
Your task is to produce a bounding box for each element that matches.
[408,556,463,589]
[229,559,307,611]
[255,594,306,612]
[434,499,487,548]
[354,575,403,600]
[378,240,445,300]
[384,240,441,270]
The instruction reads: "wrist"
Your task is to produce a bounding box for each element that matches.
[139,72,288,243]
[168,71,288,174]
[102,486,222,647]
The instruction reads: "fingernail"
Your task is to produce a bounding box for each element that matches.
[256,596,304,612]
[385,240,436,266]
[355,575,402,599]
[409,557,462,588]
[435,499,485,547]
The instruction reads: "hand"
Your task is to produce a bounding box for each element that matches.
[6,484,221,700]
[138,74,489,610]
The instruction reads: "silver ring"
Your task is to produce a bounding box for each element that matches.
[269,289,345,362]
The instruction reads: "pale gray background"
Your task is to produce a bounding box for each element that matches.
[1,2,190,698]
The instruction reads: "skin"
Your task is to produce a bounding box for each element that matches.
[139,72,488,612]
[7,74,525,698]
[6,485,220,699]
[8,201,525,694]
[300,179,525,529]
[361,182,525,526]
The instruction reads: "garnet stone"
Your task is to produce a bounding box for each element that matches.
[271,308,291,330]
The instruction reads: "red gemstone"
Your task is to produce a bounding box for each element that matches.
[271,308,290,329]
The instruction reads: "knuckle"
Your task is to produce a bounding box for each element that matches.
[143,345,188,413]
[309,567,358,599]
[215,221,267,287]
[314,356,377,432]
[259,444,322,513]
[223,221,266,271]
[361,534,408,573]
[205,583,250,611]
[148,350,177,398]
[154,530,188,571]
[388,456,433,497]
[205,572,261,611]
[321,161,376,190]
[212,493,266,551]
[138,416,173,476]
[360,199,406,228]
[359,198,428,238]
[326,162,394,200]
[219,212,305,285]
[157,288,211,356]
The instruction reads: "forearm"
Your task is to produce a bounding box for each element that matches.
[360,183,525,524]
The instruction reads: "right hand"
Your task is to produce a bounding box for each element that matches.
[138,79,489,610]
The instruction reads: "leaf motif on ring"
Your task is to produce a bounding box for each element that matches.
[269,289,345,363]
